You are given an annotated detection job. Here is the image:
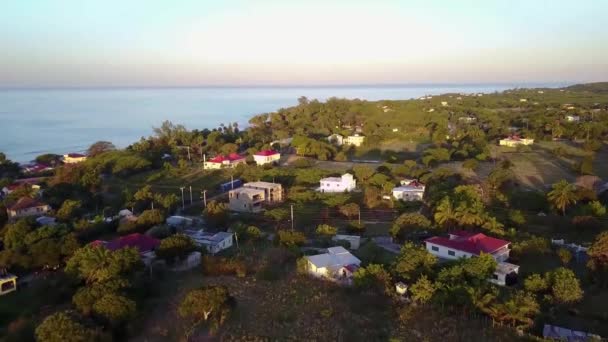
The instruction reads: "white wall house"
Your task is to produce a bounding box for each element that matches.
[319,173,356,193]
[7,197,50,219]
[204,153,247,169]
[499,136,534,147]
[253,150,281,166]
[305,246,361,281]
[63,153,87,164]
[327,134,344,146]
[184,230,233,254]
[425,231,518,286]
[393,180,425,201]
[344,134,365,147]
[565,115,580,122]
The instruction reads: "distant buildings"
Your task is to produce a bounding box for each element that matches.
[441,101,448,107]
[305,246,361,281]
[184,230,233,254]
[6,197,50,219]
[204,153,246,169]
[63,153,87,164]
[565,115,580,122]
[253,150,280,166]
[425,231,519,286]
[344,134,365,147]
[519,98,528,103]
[327,134,344,146]
[458,116,477,123]
[21,163,53,174]
[319,173,356,193]
[228,181,283,213]
[499,135,534,147]
[392,179,425,201]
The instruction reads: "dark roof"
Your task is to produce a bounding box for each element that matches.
[255,150,279,156]
[425,231,510,255]
[8,197,47,211]
[91,233,160,254]
[67,153,86,158]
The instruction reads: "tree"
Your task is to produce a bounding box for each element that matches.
[315,224,337,238]
[557,248,572,265]
[588,201,606,217]
[577,156,595,175]
[462,158,479,171]
[35,311,96,342]
[156,234,196,262]
[277,230,306,247]
[524,274,549,293]
[179,286,233,337]
[353,264,392,294]
[547,180,578,216]
[339,203,360,219]
[410,275,436,304]
[135,209,165,230]
[203,200,228,227]
[434,196,456,229]
[488,291,539,329]
[588,232,608,287]
[65,245,142,284]
[390,213,432,241]
[393,243,437,281]
[87,141,116,157]
[92,293,136,323]
[352,165,375,184]
[56,200,82,222]
[549,267,583,304]
[363,186,382,208]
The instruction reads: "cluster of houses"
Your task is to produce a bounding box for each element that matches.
[203,150,281,170]
[327,133,366,147]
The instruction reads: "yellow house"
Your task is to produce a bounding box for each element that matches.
[499,136,534,147]
[63,153,87,164]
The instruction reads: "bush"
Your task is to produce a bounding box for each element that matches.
[292,158,315,168]
[462,159,479,171]
[347,221,366,234]
[277,230,306,247]
[201,255,247,277]
[572,215,601,230]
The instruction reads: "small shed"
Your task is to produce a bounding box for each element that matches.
[0,272,17,296]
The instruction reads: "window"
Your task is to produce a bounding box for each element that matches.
[492,274,499,280]
[448,250,456,256]
[431,246,439,252]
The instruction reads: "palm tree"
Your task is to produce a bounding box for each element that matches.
[455,202,485,227]
[547,180,578,216]
[434,197,456,229]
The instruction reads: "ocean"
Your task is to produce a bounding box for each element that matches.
[0,84,559,162]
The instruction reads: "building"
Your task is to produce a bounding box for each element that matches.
[253,150,280,166]
[0,272,18,296]
[21,163,53,174]
[243,181,283,202]
[565,115,580,122]
[392,180,425,201]
[7,197,50,219]
[184,230,233,254]
[327,134,344,146]
[425,231,518,286]
[319,173,356,193]
[499,135,534,147]
[203,153,246,169]
[458,116,477,123]
[228,187,265,212]
[344,134,365,147]
[441,101,448,107]
[91,233,160,264]
[63,153,87,164]
[305,246,361,281]
[2,178,42,197]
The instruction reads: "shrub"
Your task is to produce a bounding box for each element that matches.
[201,256,247,277]
[572,215,601,230]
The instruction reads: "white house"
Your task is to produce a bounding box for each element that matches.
[319,173,356,193]
[63,153,87,164]
[441,101,448,107]
[392,180,425,201]
[499,136,534,147]
[565,115,580,122]
[519,98,527,103]
[0,272,18,296]
[305,246,361,281]
[6,197,50,219]
[327,134,344,146]
[253,150,280,166]
[425,231,518,286]
[203,153,246,169]
[184,230,233,254]
[344,134,365,147]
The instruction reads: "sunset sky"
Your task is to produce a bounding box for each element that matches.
[2,0,607,87]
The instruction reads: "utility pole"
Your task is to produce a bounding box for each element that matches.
[358,207,361,225]
[187,146,191,161]
[189,186,193,204]
[290,204,294,231]
[231,175,235,190]
[180,187,185,209]
[201,189,207,207]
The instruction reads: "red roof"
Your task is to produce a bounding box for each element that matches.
[255,150,279,156]
[92,233,160,254]
[208,153,246,163]
[8,197,48,211]
[425,231,509,255]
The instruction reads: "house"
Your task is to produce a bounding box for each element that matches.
[2,178,42,196]
[543,324,601,341]
[305,246,361,281]
[184,230,233,254]
[63,153,87,164]
[21,163,53,174]
[332,234,361,250]
[519,98,527,102]
[319,173,356,193]
[242,181,283,202]
[253,150,280,166]
[344,134,365,147]
[203,153,246,169]
[441,101,448,107]
[499,135,534,147]
[229,181,282,212]
[395,282,408,296]
[458,116,477,123]
[0,271,18,296]
[392,180,425,201]
[327,134,344,146]
[565,115,580,122]
[91,233,160,265]
[392,128,399,132]
[425,231,519,286]
[6,197,50,219]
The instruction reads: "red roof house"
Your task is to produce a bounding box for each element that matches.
[6,197,50,219]
[204,153,246,169]
[425,231,511,262]
[91,233,160,255]
[253,150,280,166]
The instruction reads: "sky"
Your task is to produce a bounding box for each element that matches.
[1,0,608,87]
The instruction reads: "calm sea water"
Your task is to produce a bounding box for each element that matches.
[0,84,558,162]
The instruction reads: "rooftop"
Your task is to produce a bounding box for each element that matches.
[307,246,361,270]
[425,231,510,256]
[8,197,47,211]
[254,150,280,156]
[91,233,160,254]
[231,187,265,196]
[208,153,246,163]
[244,181,281,189]
[66,153,86,158]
